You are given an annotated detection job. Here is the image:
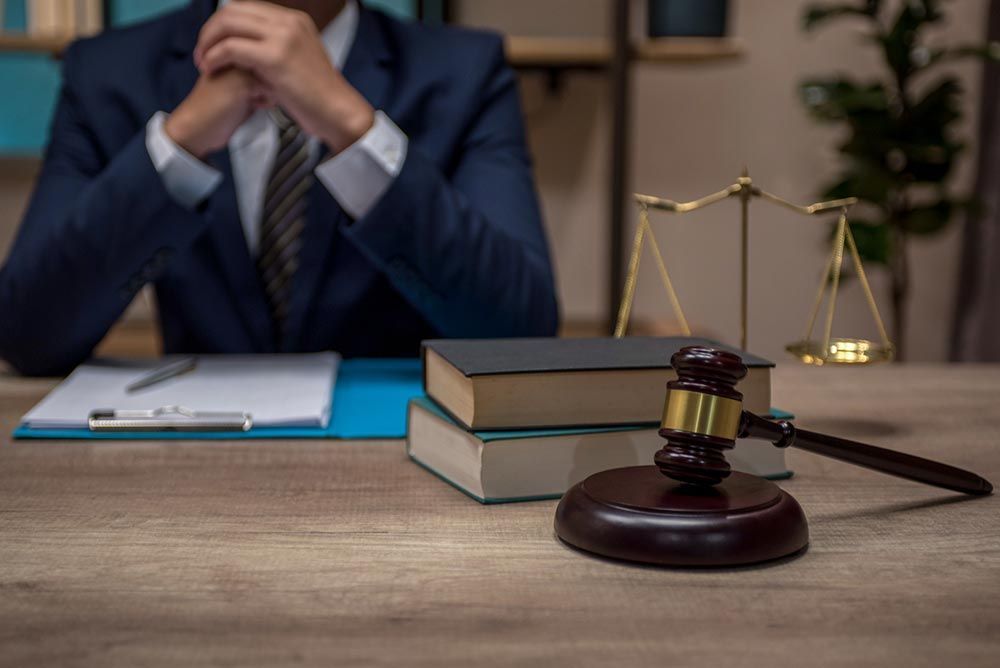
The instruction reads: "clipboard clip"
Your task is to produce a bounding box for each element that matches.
[88,406,253,432]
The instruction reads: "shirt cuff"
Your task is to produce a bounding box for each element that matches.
[315,110,408,220]
[145,111,223,210]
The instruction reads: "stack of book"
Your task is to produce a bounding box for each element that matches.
[407,337,791,503]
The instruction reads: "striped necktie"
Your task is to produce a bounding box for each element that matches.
[258,108,314,343]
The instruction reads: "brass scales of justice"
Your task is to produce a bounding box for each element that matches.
[613,168,895,365]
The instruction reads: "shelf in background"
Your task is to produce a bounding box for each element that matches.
[634,36,744,62]
[506,36,744,68]
[506,36,611,68]
[0,33,70,56]
[1,31,745,65]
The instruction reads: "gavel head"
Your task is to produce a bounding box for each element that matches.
[656,346,748,487]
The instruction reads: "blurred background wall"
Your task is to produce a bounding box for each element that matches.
[0,0,991,363]
[464,0,987,363]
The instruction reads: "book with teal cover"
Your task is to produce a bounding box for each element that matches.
[13,358,423,440]
[406,397,794,505]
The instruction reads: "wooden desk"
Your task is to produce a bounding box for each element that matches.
[1,365,998,666]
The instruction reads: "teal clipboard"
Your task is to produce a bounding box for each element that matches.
[13,358,424,441]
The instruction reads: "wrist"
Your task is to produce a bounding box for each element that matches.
[321,98,375,154]
[164,109,211,160]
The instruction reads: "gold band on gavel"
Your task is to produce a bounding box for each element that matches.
[661,389,743,440]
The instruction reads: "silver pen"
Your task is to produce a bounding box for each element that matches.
[126,357,198,393]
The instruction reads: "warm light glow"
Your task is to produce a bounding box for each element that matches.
[786,338,895,366]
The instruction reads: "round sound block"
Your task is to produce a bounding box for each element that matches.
[555,467,809,567]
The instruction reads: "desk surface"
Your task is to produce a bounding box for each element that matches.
[1,364,999,667]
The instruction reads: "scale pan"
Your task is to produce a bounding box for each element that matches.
[786,338,895,366]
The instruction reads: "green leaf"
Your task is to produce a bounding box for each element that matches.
[803,2,880,30]
[821,77,963,184]
[820,159,896,204]
[919,0,944,23]
[909,77,962,127]
[879,0,942,78]
[903,142,962,182]
[918,42,1000,69]
[848,220,891,265]
[899,199,955,234]
[799,79,889,122]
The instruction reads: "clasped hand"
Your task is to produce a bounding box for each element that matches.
[165,1,374,159]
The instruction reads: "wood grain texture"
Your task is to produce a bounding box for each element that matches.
[1,364,999,667]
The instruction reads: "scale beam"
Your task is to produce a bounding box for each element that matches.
[615,169,893,365]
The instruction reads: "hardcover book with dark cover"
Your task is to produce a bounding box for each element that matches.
[422,337,773,430]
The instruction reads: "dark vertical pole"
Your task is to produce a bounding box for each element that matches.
[607,0,631,332]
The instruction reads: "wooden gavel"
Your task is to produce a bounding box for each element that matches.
[657,346,993,496]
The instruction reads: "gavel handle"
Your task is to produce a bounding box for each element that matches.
[740,411,993,496]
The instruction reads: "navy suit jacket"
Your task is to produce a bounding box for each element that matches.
[0,1,558,375]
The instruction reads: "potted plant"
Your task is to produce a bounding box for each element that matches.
[800,0,999,359]
[647,0,729,38]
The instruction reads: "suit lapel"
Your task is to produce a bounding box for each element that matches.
[282,6,394,351]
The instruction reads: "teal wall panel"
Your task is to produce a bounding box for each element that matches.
[4,1,28,31]
[110,0,188,26]
[0,54,60,155]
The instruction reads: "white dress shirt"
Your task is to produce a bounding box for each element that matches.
[144,0,407,255]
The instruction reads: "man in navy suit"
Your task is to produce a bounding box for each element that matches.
[0,0,558,375]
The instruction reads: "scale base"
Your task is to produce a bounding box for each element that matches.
[555,467,809,567]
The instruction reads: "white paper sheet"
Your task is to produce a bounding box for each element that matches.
[20,353,340,429]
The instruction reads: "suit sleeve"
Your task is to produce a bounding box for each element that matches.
[340,38,559,338]
[0,47,208,375]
